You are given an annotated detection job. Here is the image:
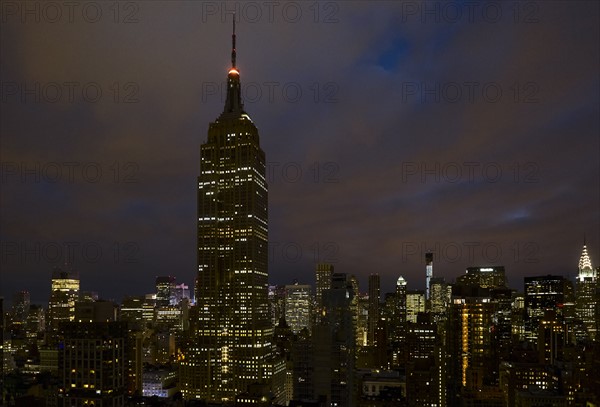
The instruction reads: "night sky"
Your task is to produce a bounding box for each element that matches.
[1,1,598,306]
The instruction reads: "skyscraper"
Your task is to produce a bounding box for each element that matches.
[48,267,80,332]
[348,274,361,346]
[396,276,408,325]
[425,252,433,300]
[171,283,191,305]
[447,296,497,403]
[575,242,597,340]
[405,313,445,407]
[388,276,407,367]
[284,282,312,334]
[12,290,30,323]
[315,263,334,311]
[524,275,572,344]
[155,276,176,307]
[406,290,426,323]
[368,273,381,345]
[181,20,275,402]
[429,277,451,323]
[315,273,356,406]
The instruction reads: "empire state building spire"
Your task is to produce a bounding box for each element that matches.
[222,17,243,117]
[231,16,236,68]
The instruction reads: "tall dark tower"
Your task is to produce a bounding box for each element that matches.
[181,20,274,402]
[368,273,381,346]
[315,263,334,311]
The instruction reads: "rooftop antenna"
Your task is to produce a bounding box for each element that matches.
[231,14,236,68]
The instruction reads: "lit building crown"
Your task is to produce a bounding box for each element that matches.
[578,244,594,279]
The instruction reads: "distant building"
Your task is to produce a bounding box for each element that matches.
[39,348,59,374]
[291,328,313,401]
[447,296,497,404]
[235,382,272,406]
[47,267,80,331]
[349,275,360,347]
[456,266,507,289]
[142,295,156,323]
[368,274,381,345]
[12,290,30,323]
[491,287,516,361]
[170,282,191,305]
[80,291,98,302]
[406,314,437,361]
[390,276,407,342]
[510,293,527,336]
[25,304,45,342]
[537,310,572,365]
[142,367,177,398]
[404,313,446,405]
[58,321,127,407]
[268,285,286,327]
[155,305,183,331]
[360,370,406,400]
[314,273,356,406]
[406,290,425,323]
[356,293,369,347]
[119,296,145,329]
[425,252,433,300]
[284,283,312,334]
[155,276,175,307]
[385,276,407,367]
[74,300,117,323]
[315,263,334,311]
[524,275,572,344]
[429,277,451,323]
[575,242,597,340]
[514,388,566,406]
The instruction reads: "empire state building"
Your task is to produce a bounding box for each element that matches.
[181,21,278,402]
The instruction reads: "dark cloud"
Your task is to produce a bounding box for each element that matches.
[1,1,598,305]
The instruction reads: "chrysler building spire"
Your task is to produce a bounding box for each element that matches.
[579,242,593,273]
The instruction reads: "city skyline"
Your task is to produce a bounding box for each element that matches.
[1,1,599,306]
[2,233,599,404]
